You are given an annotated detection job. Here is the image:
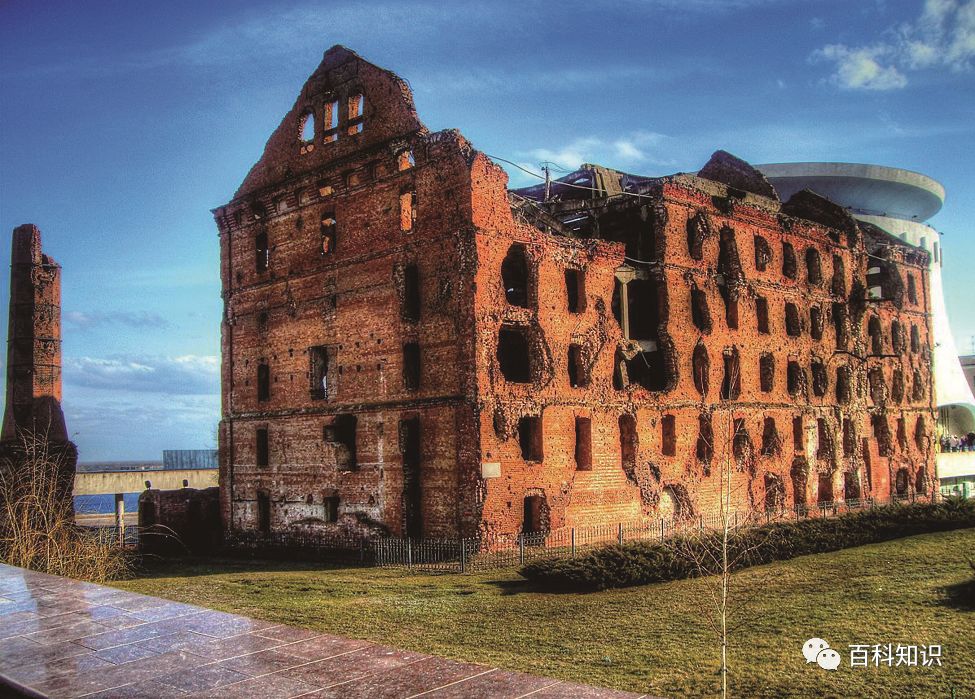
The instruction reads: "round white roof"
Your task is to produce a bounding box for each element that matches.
[756,162,944,222]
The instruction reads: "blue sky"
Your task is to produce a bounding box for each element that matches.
[1,0,973,460]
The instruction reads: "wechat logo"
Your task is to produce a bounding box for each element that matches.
[803,638,841,671]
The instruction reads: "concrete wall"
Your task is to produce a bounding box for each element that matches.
[73,469,218,496]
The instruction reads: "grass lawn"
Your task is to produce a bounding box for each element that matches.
[115,528,975,698]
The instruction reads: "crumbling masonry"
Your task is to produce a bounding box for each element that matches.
[1,225,77,499]
[215,47,936,541]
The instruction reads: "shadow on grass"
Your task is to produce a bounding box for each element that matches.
[488,578,535,595]
[485,576,608,596]
[938,578,975,611]
[126,555,363,580]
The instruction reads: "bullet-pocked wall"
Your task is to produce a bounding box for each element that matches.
[215,47,937,542]
[215,47,482,539]
[480,164,936,536]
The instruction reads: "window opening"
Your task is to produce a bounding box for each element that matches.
[568,344,588,388]
[498,326,531,383]
[574,417,592,471]
[619,414,637,475]
[755,296,769,334]
[661,414,676,456]
[810,306,823,341]
[519,416,543,462]
[403,264,421,321]
[256,231,269,272]
[325,414,358,470]
[257,492,271,536]
[501,245,530,307]
[782,241,797,279]
[398,149,415,171]
[320,213,336,256]
[256,427,269,468]
[754,235,771,271]
[400,416,421,538]
[299,111,315,143]
[785,302,801,337]
[721,348,741,400]
[805,248,822,285]
[323,99,339,143]
[759,353,774,392]
[403,342,420,391]
[347,93,364,134]
[257,363,270,402]
[565,269,585,313]
[309,346,330,399]
[761,417,781,456]
[400,191,416,232]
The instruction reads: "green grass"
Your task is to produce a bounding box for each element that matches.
[115,528,975,698]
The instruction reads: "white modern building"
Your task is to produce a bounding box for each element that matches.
[961,355,975,397]
[757,162,975,496]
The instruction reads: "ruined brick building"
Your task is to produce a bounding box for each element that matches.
[1,225,77,499]
[214,46,935,541]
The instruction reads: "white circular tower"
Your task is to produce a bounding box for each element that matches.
[756,162,974,442]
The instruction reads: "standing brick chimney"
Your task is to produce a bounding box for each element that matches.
[1,224,76,497]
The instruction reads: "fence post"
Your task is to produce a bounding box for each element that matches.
[519,533,525,566]
[407,539,412,569]
[618,522,624,546]
[571,528,576,557]
[460,537,467,574]
[359,538,365,564]
[660,518,664,541]
[699,514,704,532]
[114,493,125,547]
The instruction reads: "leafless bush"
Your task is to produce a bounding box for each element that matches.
[0,430,129,582]
[667,374,781,699]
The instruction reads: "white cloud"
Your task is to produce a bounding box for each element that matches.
[64,355,218,395]
[614,139,649,161]
[64,310,170,331]
[525,138,602,172]
[67,396,217,431]
[510,131,673,183]
[816,45,908,90]
[64,394,220,459]
[813,0,975,90]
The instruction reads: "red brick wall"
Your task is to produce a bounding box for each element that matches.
[217,48,482,539]
[470,168,936,536]
[2,224,68,442]
[217,47,936,543]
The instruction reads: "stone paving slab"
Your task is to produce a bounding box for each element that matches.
[0,564,650,698]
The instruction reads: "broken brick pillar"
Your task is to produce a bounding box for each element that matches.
[0,224,77,501]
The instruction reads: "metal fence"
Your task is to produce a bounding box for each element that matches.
[79,523,140,547]
[373,496,897,573]
[227,528,373,564]
[221,493,934,574]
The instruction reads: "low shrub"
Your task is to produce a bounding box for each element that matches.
[520,498,975,591]
[0,431,130,583]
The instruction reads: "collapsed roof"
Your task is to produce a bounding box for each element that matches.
[508,150,920,259]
